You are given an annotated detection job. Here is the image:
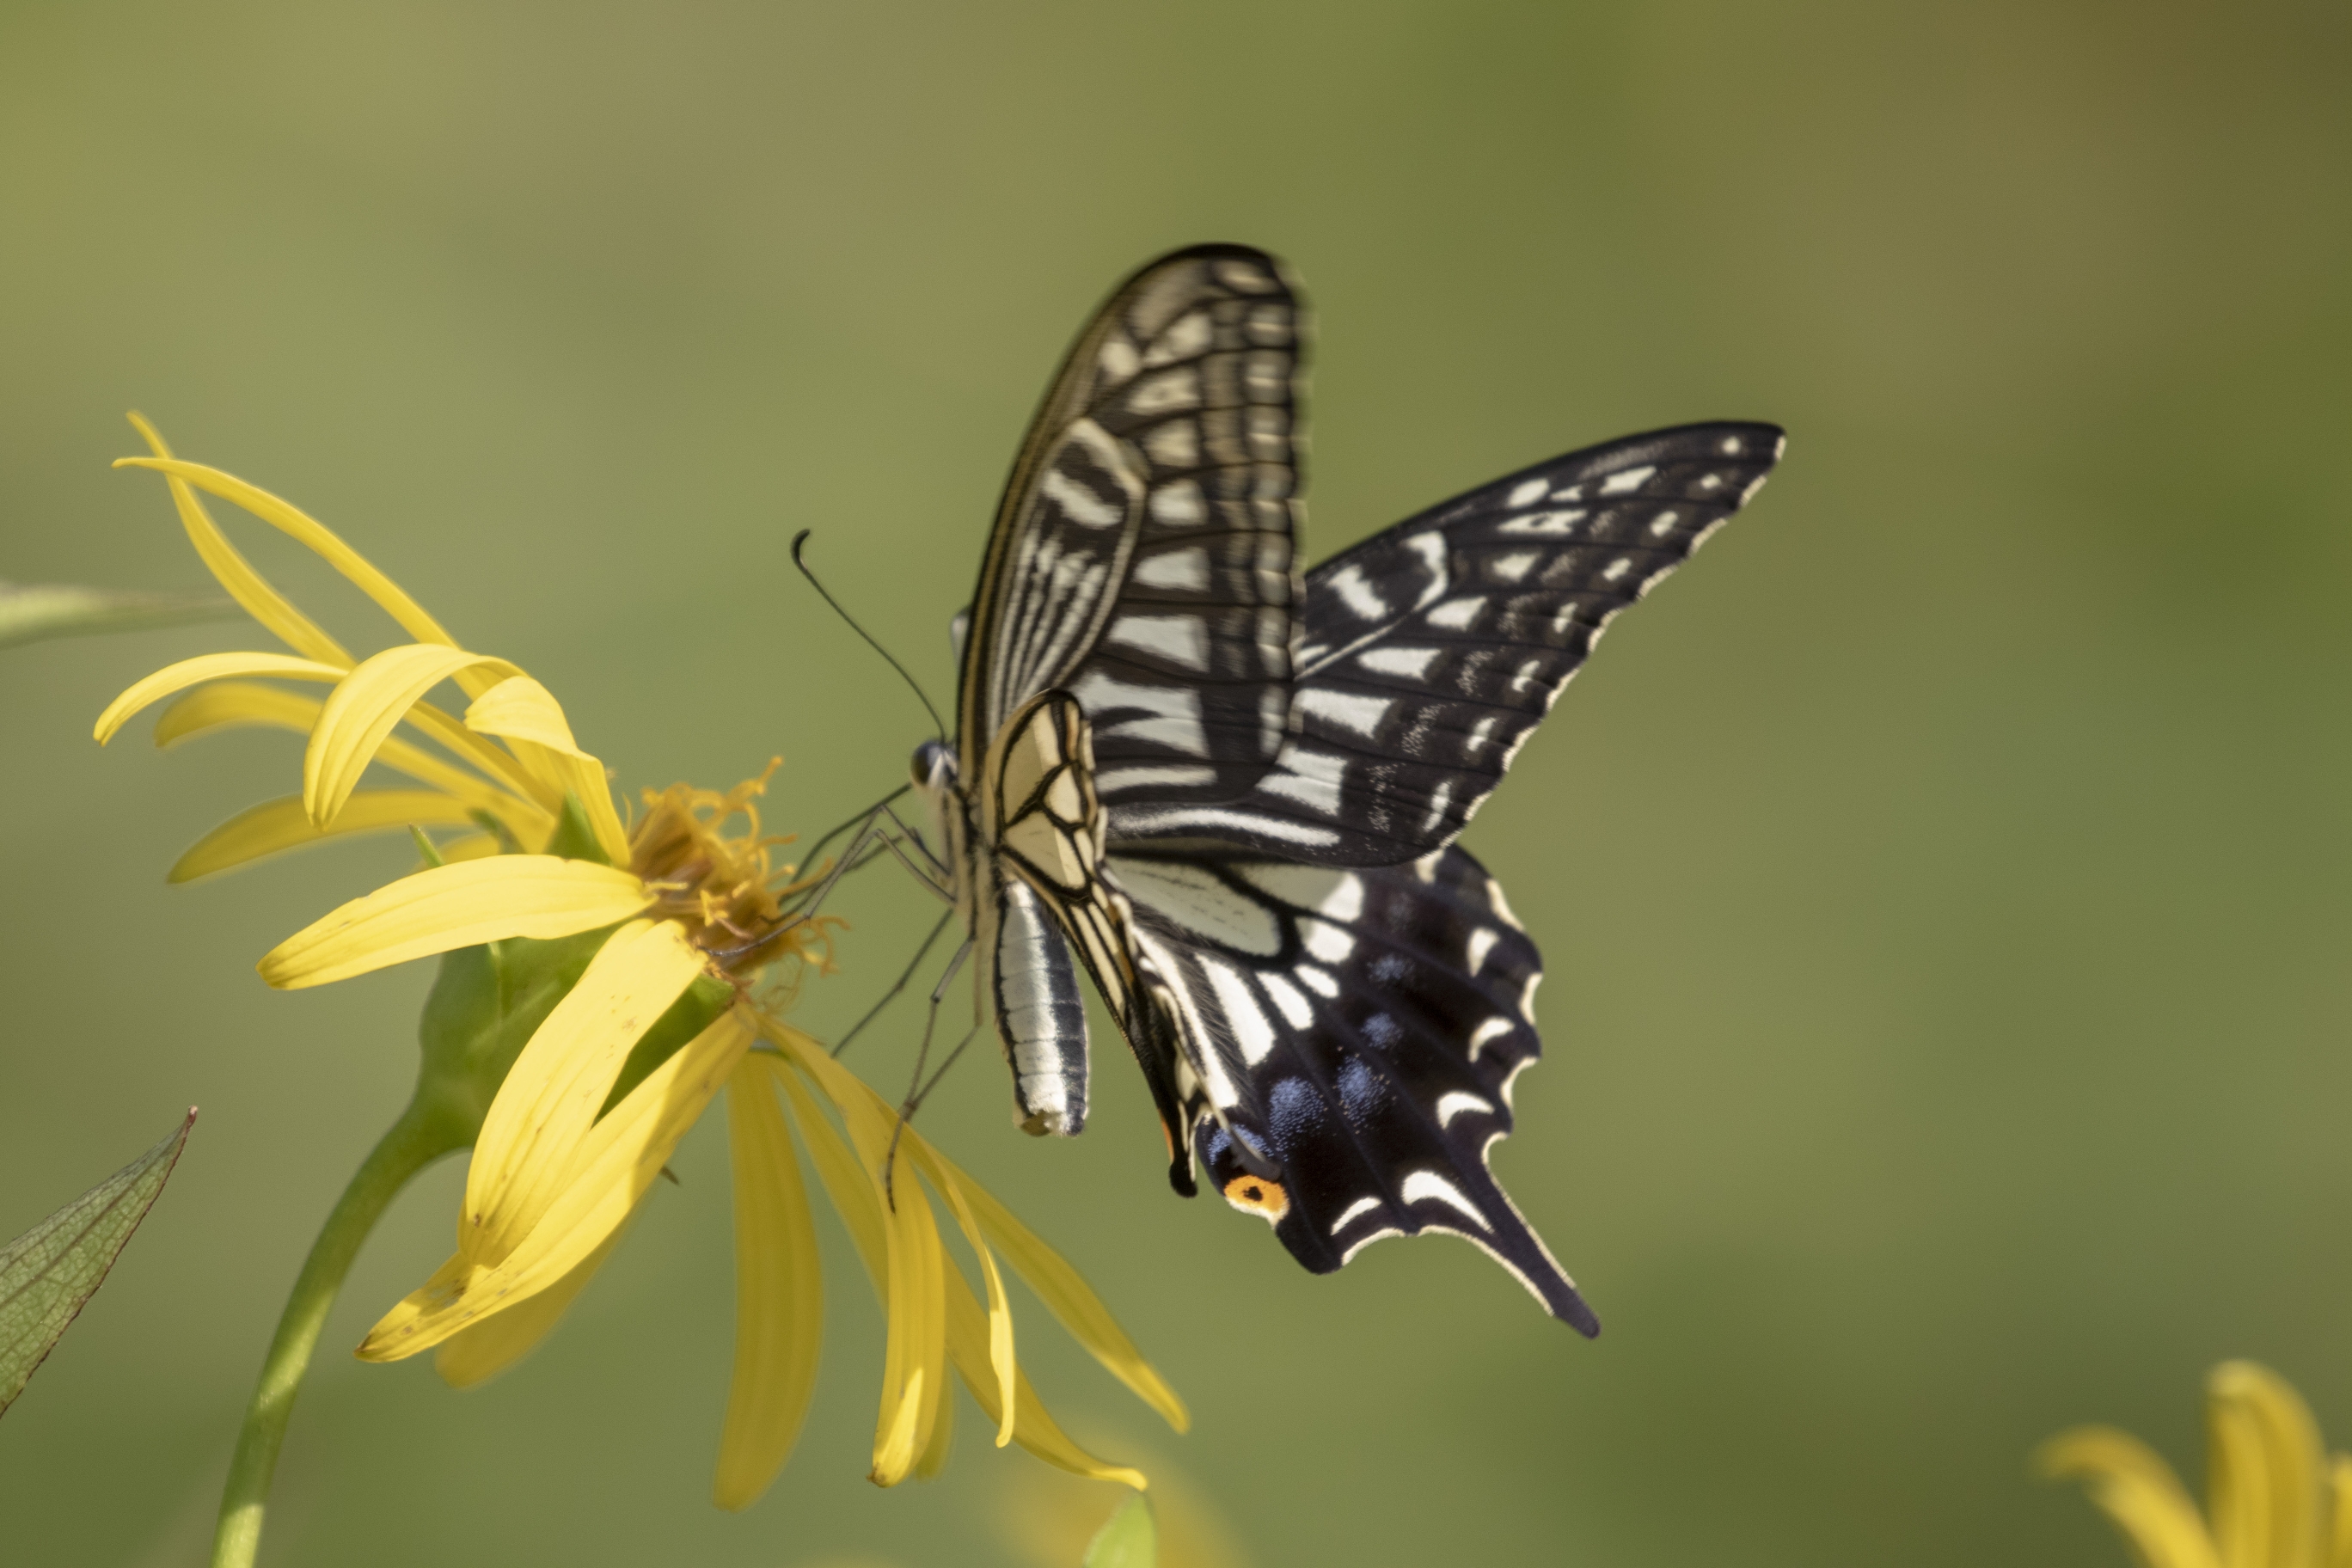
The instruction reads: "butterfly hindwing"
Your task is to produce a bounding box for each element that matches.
[960,245,1307,815]
[1108,842,1596,1332]
[1109,421,1785,863]
[985,690,1198,1175]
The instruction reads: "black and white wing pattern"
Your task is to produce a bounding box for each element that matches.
[922,240,1786,1334]
[1109,422,1785,863]
[1107,843,1597,1331]
[958,243,1305,810]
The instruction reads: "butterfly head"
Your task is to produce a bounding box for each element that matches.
[910,738,958,794]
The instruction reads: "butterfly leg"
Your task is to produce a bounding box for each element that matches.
[884,935,973,1210]
[831,906,955,1059]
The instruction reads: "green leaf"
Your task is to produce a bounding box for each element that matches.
[0,579,237,649]
[1082,1492,1156,1568]
[0,1110,196,1415]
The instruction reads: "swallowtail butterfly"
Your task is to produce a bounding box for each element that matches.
[910,244,1782,1332]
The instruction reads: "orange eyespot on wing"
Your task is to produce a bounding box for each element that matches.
[1222,1173,1289,1223]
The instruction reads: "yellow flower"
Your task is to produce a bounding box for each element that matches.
[97,417,1184,1512]
[2041,1361,2352,1568]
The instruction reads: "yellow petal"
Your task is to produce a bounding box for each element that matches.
[2208,1362,2325,1568]
[2325,1455,2352,1568]
[763,1051,1145,1491]
[770,1055,887,1287]
[432,1226,625,1390]
[359,1006,751,1361]
[156,682,554,845]
[124,414,352,668]
[916,1363,956,1480]
[465,920,706,1259]
[305,643,522,828]
[94,652,344,744]
[764,1041,944,1488]
[920,1148,1018,1447]
[259,855,653,989]
[715,1059,824,1511]
[466,676,591,757]
[435,831,503,865]
[171,791,480,882]
[462,677,628,862]
[946,1269,1147,1491]
[399,697,566,816]
[110,456,495,694]
[2041,1426,2223,1568]
[916,1135,1187,1435]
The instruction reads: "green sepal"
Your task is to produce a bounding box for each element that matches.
[600,972,736,1116]
[408,923,618,1148]
[542,791,609,865]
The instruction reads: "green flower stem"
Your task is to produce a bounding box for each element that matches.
[211,1102,462,1568]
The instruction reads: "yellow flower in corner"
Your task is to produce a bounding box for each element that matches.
[96,418,1182,1540]
[2041,1360,2352,1568]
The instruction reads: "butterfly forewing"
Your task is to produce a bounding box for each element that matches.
[933,242,1784,1332]
[960,245,1306,813]
[1110,842,1596,1331]
[1108,421,1785,864]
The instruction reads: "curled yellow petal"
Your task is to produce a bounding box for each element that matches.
[360,1006,751,1360]
[466,676,591,757]
[95,652,344,744]
[2208,1361,2326,1568]
[462,677,628,862]
[715,1059,824,1511]
[918,1132,1187,1435]
[432,1227,625,1390]
[260,855,652,989]
[304,643,521,828]
[110,456,489,691]
[171,791,480,883]
[465,919,705,1258]
[763,1047,1146,1491]
[2039,1427,2222,1568]
[155,682,554,845]
[123,414,352,668]
[921,1147,1018,1447]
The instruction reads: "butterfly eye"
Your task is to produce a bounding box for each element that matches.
[910,739,957,791]
[1222,1173,1290,1222]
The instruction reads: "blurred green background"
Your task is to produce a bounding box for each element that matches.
[3,2,2349,1564]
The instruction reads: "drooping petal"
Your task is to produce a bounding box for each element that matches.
[714,1058,824,1511]
[921,1148,1018,1446]
[432,1227,626,1390]
[464,919,706,1259]
[259,855,653,989]
[767,1050,1146,1491]
[2208,1362,2325,1568]
[463,677,628,863]
[94,652,344,744]
[823,1079,947,1489]
[170,791,481,882]
[156,683,554,844]
[359,1006,752,1361]
[124,414,352,668]
[305,644,522,828]
[110,456,496,695]
[2040,1427,2223,1568]
[913,1123,1186,1434]
[916,1364,956,1480]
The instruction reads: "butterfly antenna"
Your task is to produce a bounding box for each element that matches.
[792,530,948,740]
